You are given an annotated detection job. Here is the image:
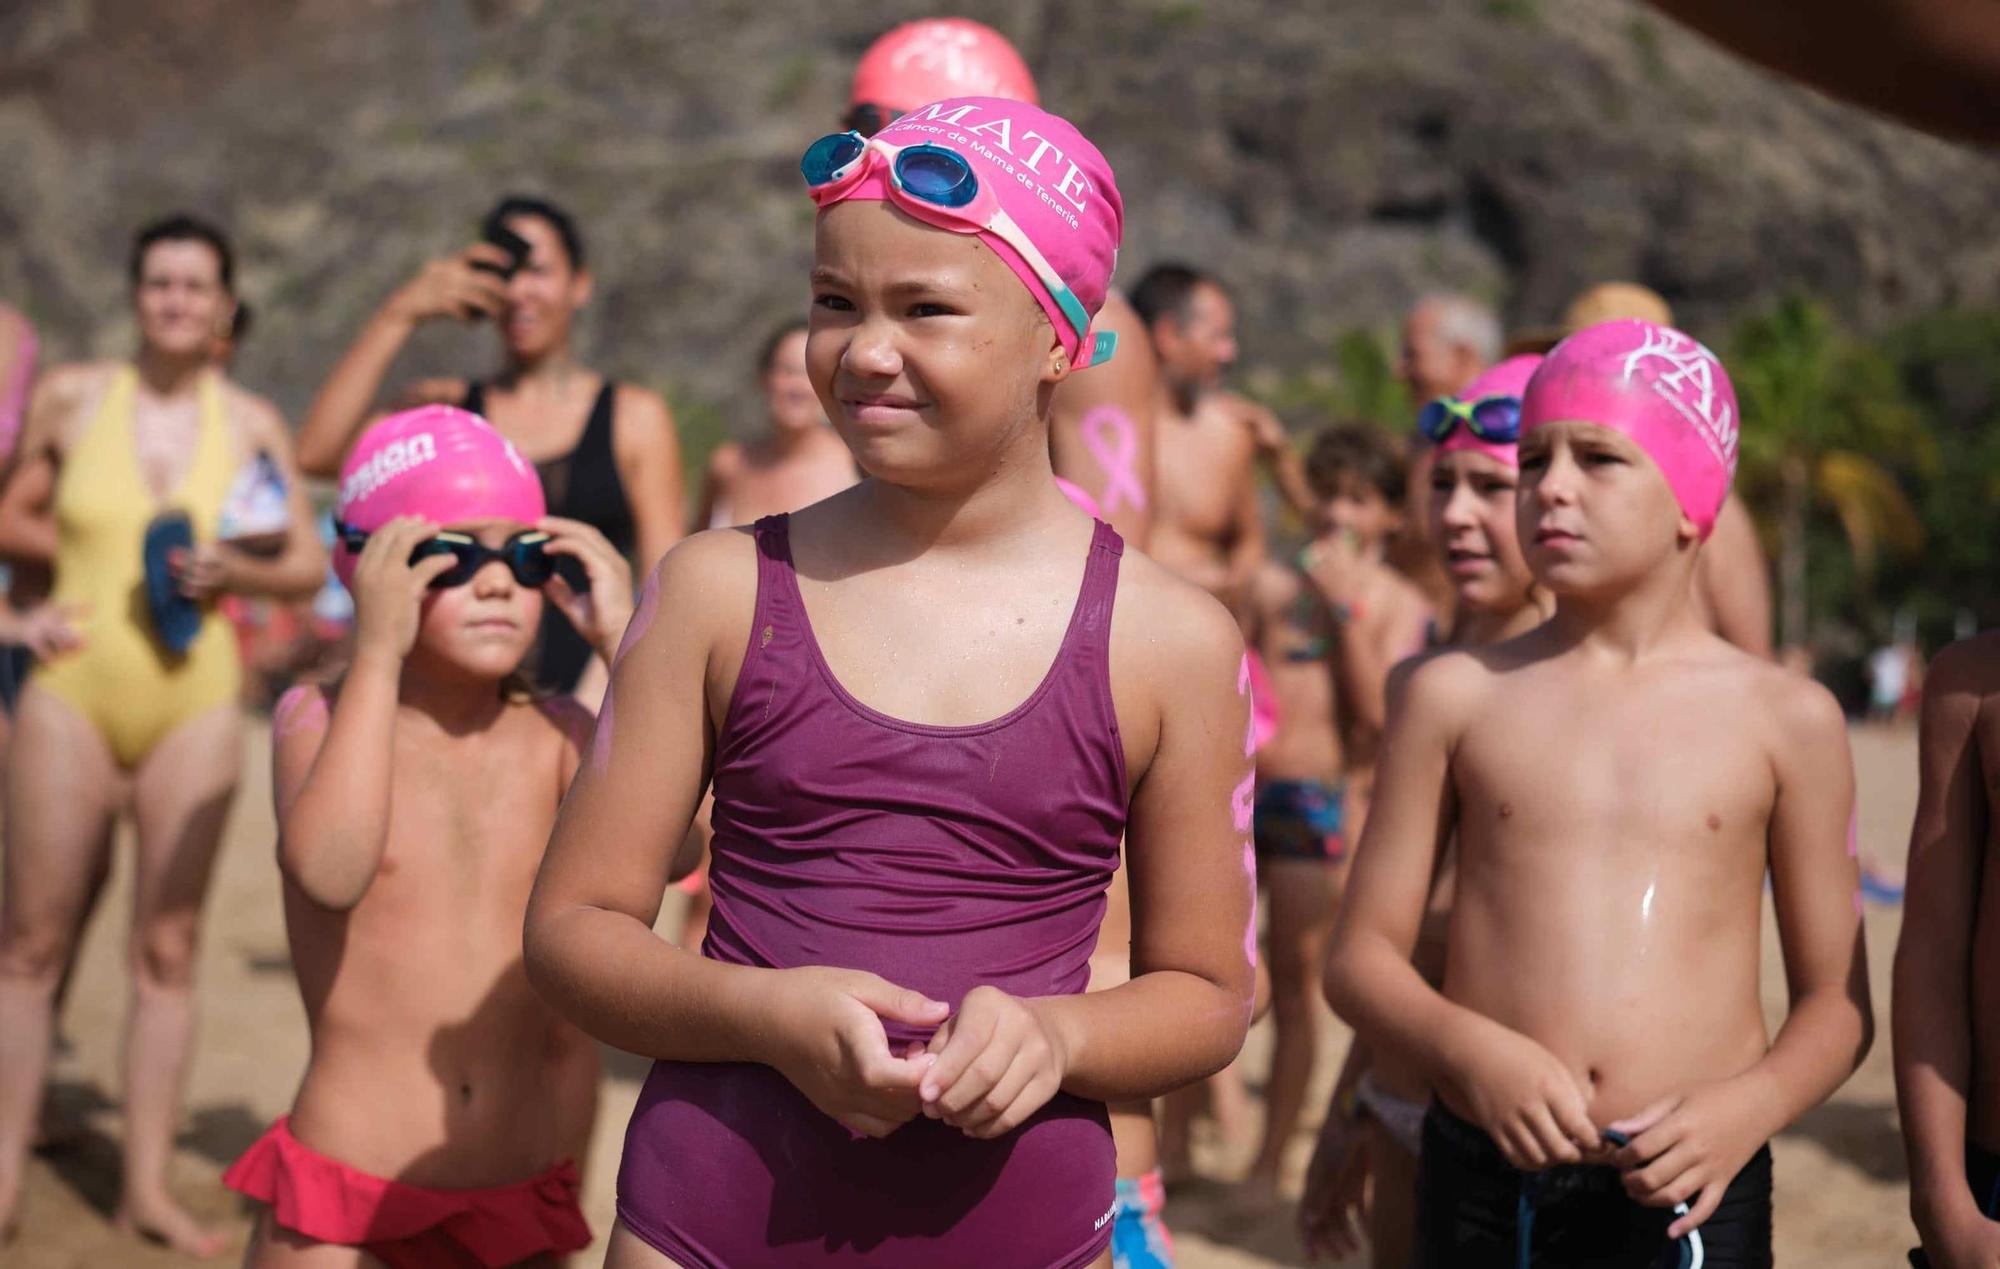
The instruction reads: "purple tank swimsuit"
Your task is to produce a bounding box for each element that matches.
[618,514,1127,1268]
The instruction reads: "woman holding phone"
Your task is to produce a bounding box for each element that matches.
[298,196,684,698]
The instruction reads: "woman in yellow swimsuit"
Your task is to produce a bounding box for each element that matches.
[0,215,325,1255]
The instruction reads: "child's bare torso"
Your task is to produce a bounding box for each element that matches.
[1253,563,1343,784]
[284,694,597,1186]
[1444,639,1783,1124]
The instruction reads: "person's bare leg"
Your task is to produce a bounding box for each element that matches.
[117,704,241,1257]
[1247,859,1340,1196]
[33,815,115,1150]
[1208,1056,1256,1158]
[0,685,121,1239]
[1365,1118,1419,1269]
[1158,1083,1198,1185]
[242,1209,384,1267]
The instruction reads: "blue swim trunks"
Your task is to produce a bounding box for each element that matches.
[1253,779,1346,864]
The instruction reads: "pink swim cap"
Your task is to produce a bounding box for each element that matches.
[814,97,1124,367]
[1522,320,1739,537]
[1435,354,1542,470]
[850,19,1039,112]
[332,405,545,585]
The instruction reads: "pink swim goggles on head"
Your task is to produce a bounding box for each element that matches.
[802,129,1117,369]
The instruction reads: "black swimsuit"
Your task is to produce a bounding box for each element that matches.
[462,379,634,693]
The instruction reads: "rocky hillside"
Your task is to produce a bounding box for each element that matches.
[2,0,1996,431]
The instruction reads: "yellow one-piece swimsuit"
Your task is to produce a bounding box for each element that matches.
[36,366,241,767]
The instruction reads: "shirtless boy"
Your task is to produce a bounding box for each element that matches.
[1896,631,2000,1268]
[1326,320,1871,1266]
[225,407,633,1267]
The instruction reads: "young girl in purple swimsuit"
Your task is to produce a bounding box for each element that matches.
[525,98,1257,1268]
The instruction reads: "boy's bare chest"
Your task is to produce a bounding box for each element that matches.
[1455,681,1774,849]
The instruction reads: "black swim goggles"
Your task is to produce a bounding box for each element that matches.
[1417,394,1524,446]
[334,522,587,591]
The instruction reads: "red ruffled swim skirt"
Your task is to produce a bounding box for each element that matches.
[224,1116,591,1269]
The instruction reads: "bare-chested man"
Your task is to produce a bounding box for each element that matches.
[1327,320,1869,1267]
[1128,262,1273,1178]
[1896,631,2000,1268]
[1134,264,1266,618]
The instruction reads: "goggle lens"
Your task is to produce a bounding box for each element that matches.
[800,132,867,186]
[1419,395,1523,445]
[895,145,978,208]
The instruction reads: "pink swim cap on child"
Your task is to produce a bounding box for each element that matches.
[1435,354,1542,470]
[850,19,1039,111]
[813,97,1124,368]
[1521,319,1739,538]
[332,405,545,585]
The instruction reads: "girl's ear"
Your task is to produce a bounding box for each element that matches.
[1040,332,1070,386]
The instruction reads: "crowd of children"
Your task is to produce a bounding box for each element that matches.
[0,14,1993,1269]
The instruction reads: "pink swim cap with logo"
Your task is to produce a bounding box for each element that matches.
[850,18,1039,111]
[814,96,1124,368]
[1435,354,1542,469]
[1521,319,1739,538]
[332,405,545,585]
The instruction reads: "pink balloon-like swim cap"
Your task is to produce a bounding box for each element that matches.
[850,18,1038,112]
[815,97,1124,368]
[1522,319,1739,537]
[332,405,545,585]
[1435,354,1543,470]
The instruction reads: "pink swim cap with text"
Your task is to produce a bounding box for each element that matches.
[332,405,545,584]
[1522,320,1738,537]
[815,97,1124,367]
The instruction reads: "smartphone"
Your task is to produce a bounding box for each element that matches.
[473,222,531,281]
